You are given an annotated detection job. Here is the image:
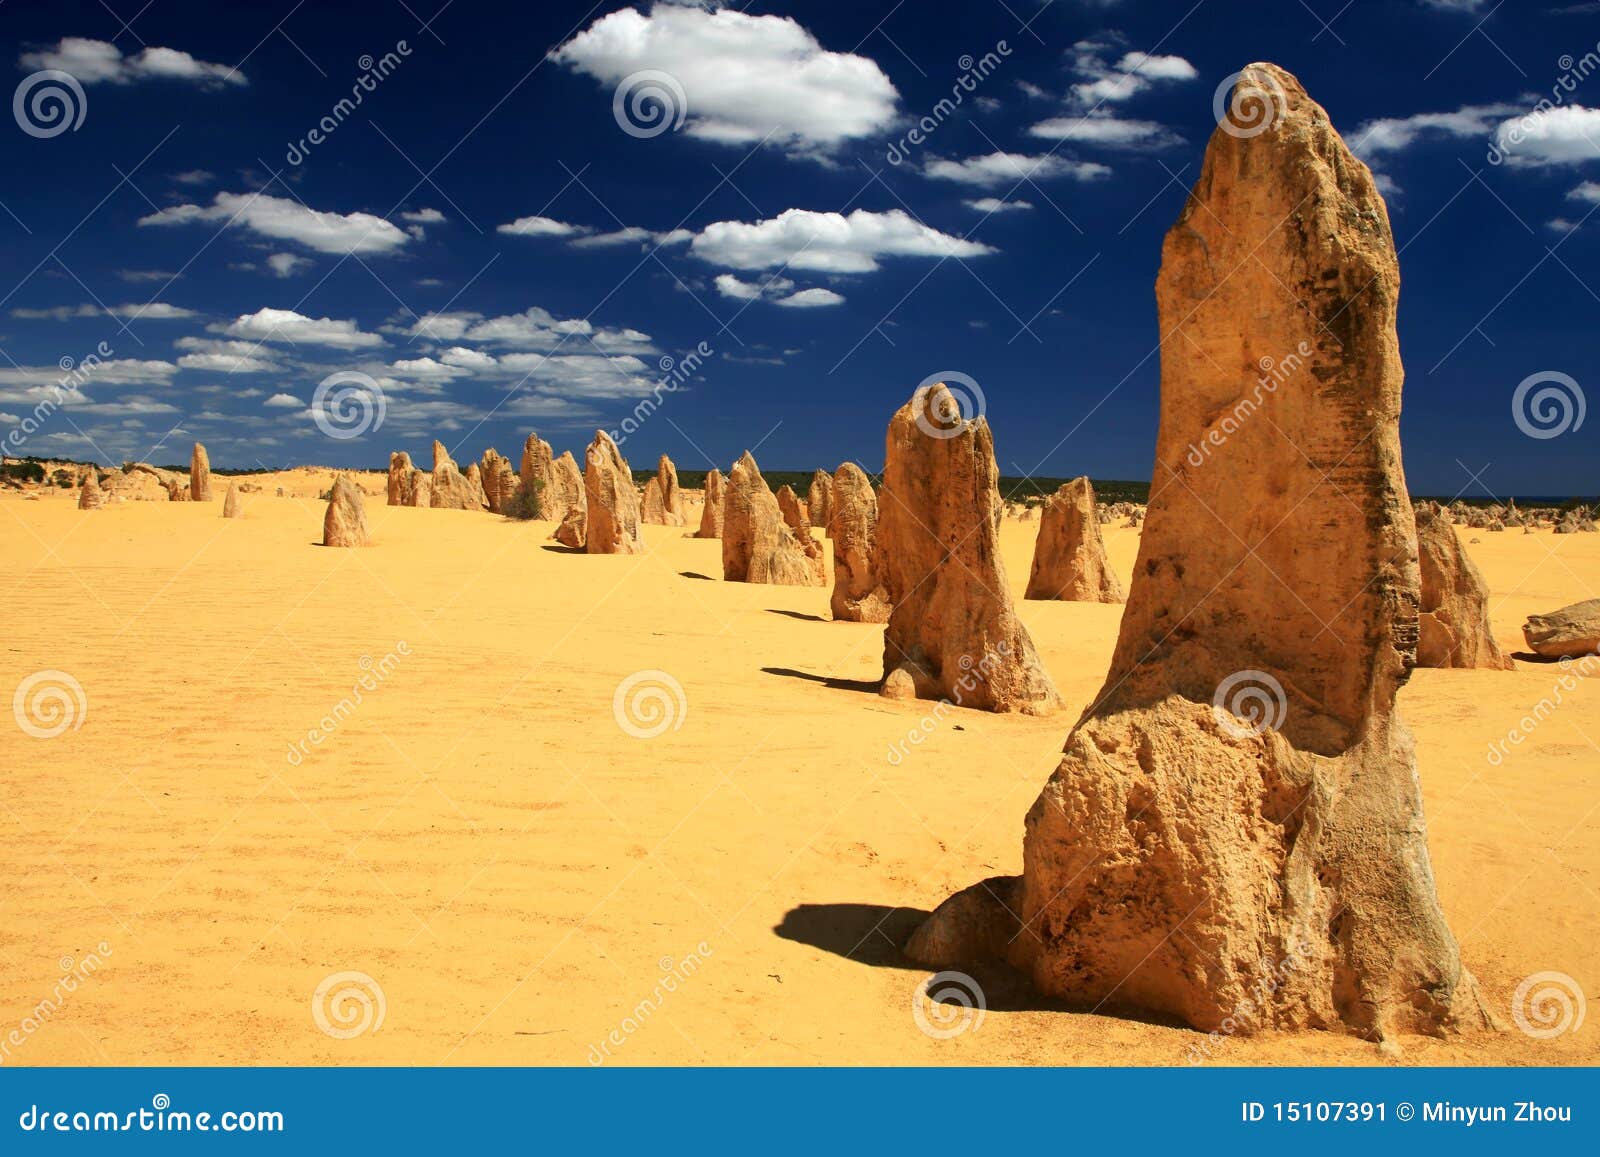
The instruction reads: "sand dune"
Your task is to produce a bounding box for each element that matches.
[1,487,1595,1065]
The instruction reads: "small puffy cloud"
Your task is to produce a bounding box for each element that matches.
[264,393,303,408]
[402,208,446,223]
[1568,180,1600,203]
[924,151,1110,187]
[441,346,498,370]
[11,302,197,321]
[171,169,214,185]
[403,311,481,342]
[690,207,994,272]
[775,287,844,308]
[715,273,786,300]
[963,197,1034,213]
[140,192,408,255]
[266,253,313,278]
[219,308,384,349]
[177,352,280,374]
[0,359,177,389]
[551,3,898,156]
[497,214,593,237]
[1028,112,1182,150]
[1493,105,1600,165]
[1351,101,1523,157]
[390,356,471,382]
[19,37,245,86]
[1068,40,1197,107]
[571,225,692,249]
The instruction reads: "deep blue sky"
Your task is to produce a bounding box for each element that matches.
[0,0,1595,496]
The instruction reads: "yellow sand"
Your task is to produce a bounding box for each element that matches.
[2,482,1595,1067]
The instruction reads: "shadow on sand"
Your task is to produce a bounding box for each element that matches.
[761,666,880,694]
[766,608,829,623]
[772,902,1064,1014]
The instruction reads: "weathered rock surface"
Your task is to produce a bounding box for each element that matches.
[554,505,587,549]
[583,430,644,554]
[519,434,584,521]
[876,383,1059,714]
[1415,505,1514,669]
[827,461,890,623]
[808,470,834,535]
[322,475,370,547]
[641,454,686,526]
[480,449,522,514]
[77,471,104,510]
[190,442,212,501]
[695,467,725,539]
[101,464,174,502]
[387,452,414,505]
[222,481,242,519]
[430,443,487,511]
[776,484,826,580]
[1025,477,1126,603]
[906,64,1488,1043]
[722,452,823,585]
[1521,598,1600,659]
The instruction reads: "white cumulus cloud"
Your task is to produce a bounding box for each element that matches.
[219,308,384,349]
[775,287,844,308]
[924,151,1110,188]
[139,192,409,255]
[551,3,898,157]
[689,208,993,273]
[19,37,245,86]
